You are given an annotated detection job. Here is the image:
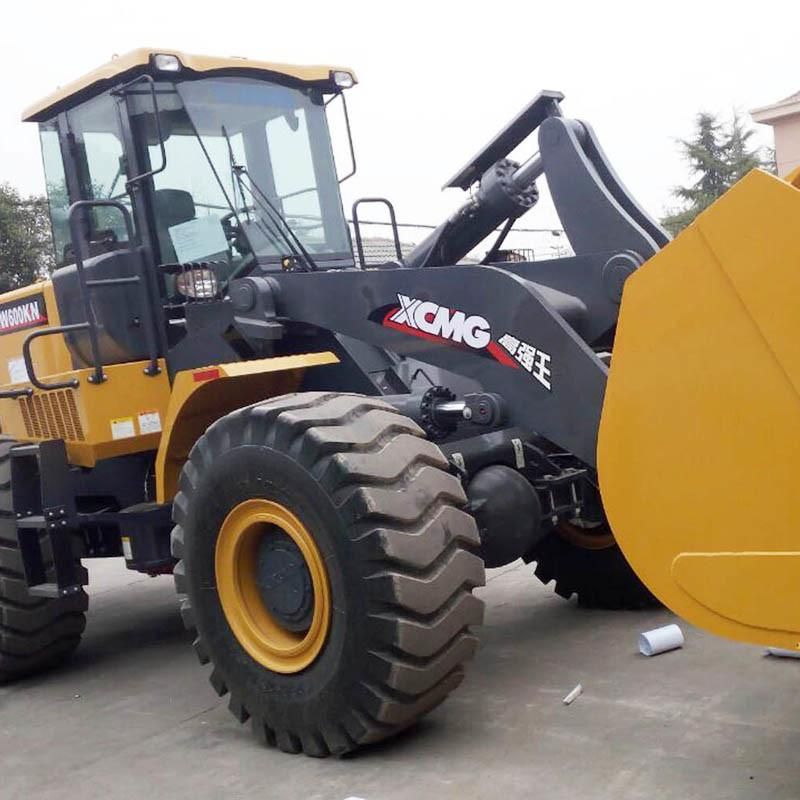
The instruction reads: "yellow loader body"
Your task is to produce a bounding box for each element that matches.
[599,168,800,650]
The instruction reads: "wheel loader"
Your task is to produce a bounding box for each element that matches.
[1,49,797,758]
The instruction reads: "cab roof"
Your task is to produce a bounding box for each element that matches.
[22,48,357,122]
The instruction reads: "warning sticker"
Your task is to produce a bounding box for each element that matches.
[7,356,29,385]
[111,417,136,439]
[138,410,162,435]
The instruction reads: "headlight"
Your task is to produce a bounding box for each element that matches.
[176,268,218,299]
[331,70,355,89]
[152,53,182,72]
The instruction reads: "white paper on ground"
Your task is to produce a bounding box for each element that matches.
[639,624,684,657]
[765,647,800,659]
[562,684,583,705]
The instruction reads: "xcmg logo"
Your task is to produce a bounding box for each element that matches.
[371,294,520,371]
[387,295,491,350]
[370,293,554,390]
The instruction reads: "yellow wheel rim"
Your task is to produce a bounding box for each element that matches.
[215,498,330,674]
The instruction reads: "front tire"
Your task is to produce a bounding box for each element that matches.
[172,392,485,756]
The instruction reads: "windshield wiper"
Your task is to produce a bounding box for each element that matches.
[218,125,284,258]
[220,126,319,272]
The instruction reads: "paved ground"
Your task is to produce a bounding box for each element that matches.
[1,559,799,800]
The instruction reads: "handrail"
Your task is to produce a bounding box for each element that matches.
[113,75,167,189]
[67,199,115,383]
[20,200,162,394]
[325,90,357,184]
[351,198,402,268]
[22,324,88,390]
[0,386,33,400]
[69,199,160,378]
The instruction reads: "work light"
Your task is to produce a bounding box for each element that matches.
[152,53,181,72]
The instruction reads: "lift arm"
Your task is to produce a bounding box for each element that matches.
[232,265,607,466]
[405,90,668,270]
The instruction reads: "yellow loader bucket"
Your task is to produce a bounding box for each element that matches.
[599,168,800,651]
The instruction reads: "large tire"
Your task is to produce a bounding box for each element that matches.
[0,438,88,681]
[526,524,658,610]
[172,392,485,757]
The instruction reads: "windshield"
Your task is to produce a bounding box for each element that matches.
[134,77,351,269]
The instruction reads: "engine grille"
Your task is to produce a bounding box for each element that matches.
[19,390,85,442]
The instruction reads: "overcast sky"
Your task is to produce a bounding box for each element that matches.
[1,0,797,252]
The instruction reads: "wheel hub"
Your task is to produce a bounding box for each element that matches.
[215,499,331,674]
[255,529,314,632]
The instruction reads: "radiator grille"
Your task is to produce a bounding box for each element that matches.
[19,390,85,442]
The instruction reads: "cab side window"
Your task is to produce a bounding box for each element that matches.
[39,123,71,265]
[65,92,131,249]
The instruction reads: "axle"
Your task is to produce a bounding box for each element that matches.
[384,387,507,440]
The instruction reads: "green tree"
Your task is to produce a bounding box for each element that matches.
[0,183,54,293]
[662,111,770,235]
[763,146,778,176]
[726,113,765,183]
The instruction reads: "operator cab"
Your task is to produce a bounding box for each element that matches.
[25,49,357,370]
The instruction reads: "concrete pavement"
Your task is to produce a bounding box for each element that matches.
[1,558,798,800]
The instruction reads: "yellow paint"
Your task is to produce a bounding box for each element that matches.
[599,168,800,649]
[23,48,357,122]
[672,553,800,640]
[154,352,338,503]
[0,359,171,466]
[0,281,173,463]
[215,498,331,673]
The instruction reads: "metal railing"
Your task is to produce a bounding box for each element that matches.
[347,217,570,267]
[20,200,161,392]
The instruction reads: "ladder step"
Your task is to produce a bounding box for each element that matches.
[10,444,40,458]
[28,582,82,599]
[16,515,46,528]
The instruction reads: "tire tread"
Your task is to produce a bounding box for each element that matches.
[172,393,484,756]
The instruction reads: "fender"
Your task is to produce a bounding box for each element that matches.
[154,352,338,503]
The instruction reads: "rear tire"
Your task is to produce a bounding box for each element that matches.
[526,525,658,610]
[0,438,88,681]
[172,392,485,756]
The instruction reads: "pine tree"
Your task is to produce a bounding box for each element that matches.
[661,111,769,235]
[725,113,764,183]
